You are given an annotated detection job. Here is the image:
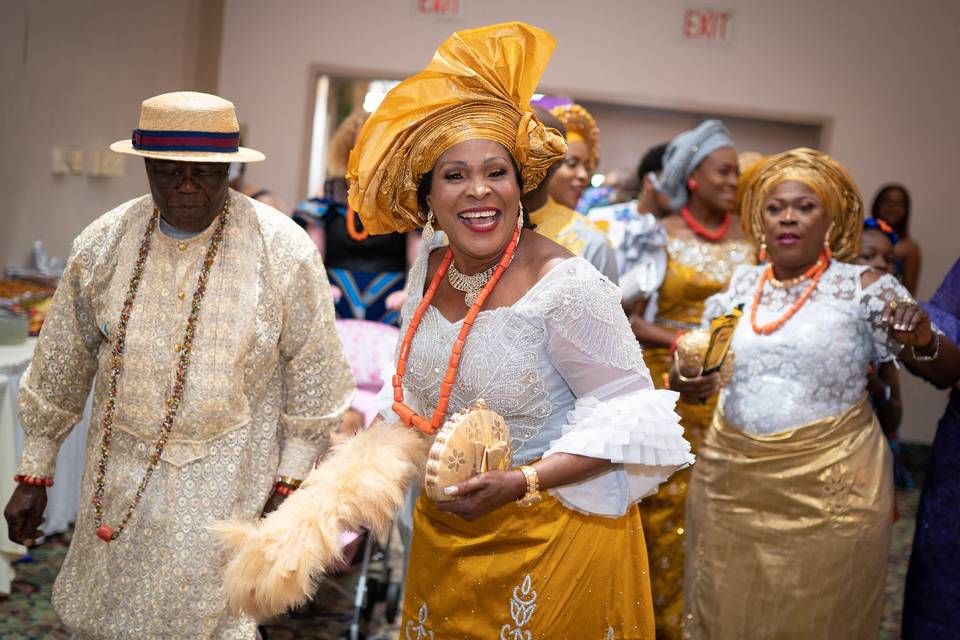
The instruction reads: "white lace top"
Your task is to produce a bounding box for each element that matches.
[703,261,913,435]
[380,239,694,516]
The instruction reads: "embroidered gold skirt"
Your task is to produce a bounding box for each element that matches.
[684,395,892,639]
[401,491,655,639]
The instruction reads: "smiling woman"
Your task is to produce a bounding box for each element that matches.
[217,22,694,639]
[684,147,940,639]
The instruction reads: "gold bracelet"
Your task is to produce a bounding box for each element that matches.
[516,465,541,507]
[276,475,303,489]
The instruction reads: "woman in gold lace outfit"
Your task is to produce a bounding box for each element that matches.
[623,120,754,639]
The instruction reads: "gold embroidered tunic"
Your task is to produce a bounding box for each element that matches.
[16,192,354,639]
[639,233,754,640]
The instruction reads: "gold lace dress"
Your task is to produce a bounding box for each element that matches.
[639,233,754,639]
[16,192,354,639]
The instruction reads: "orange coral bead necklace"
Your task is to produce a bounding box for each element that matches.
[750,250,830,335]
[393,224,522,435]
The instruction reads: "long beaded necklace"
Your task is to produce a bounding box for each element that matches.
[750,251,829,335]
[92,203,230,543]
[680,207,730,242]
[393,224,522,435]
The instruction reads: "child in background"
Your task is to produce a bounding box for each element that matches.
[857,218,912,489]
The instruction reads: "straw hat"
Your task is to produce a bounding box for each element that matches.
[110,91,264,163]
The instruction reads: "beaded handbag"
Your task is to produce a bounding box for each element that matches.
[424,400,512,502]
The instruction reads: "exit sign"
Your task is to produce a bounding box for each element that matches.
[415,0,463,19]
[682,7,734,45]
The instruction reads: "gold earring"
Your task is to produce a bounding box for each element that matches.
[759,241,767,262]
[423,210,436,244]
[517,202,525,232]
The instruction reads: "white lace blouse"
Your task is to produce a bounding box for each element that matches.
[380,240,694,516]
[703,261,913,435]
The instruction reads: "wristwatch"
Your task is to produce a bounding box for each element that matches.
[516,465,541,507]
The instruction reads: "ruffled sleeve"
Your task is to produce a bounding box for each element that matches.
[530,259,693,516]
[617,210,668,305]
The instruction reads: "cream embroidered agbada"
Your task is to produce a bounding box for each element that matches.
[16,191,353,639]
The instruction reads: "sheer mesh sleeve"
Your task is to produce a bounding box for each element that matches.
[528,259,693,516]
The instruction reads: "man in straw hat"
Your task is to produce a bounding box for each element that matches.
[3,91,354,638]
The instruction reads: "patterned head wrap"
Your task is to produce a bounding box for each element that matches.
[740,147,863,261]
[652,119,735,211]
[550,104,600,171]
[347,22,567,234]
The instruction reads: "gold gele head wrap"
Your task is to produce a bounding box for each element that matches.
[740,147,863,261]
[347,22,567,235]
[550,103,600,172]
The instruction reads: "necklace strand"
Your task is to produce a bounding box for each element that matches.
[393,226,521,434]
[680,207,731,242]
[92,202,229,542]
[750,253,829,335]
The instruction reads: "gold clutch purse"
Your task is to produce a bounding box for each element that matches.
[424,400,512,502]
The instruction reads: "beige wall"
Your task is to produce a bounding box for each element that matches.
[0,0,222,268]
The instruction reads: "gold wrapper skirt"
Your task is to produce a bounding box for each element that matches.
[401,491,655,639]
[684,396,892,639]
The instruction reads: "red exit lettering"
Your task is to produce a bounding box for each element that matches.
[417,0,461,17]
[682,8,733,44]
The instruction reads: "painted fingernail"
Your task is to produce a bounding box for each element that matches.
[443,486,458,496]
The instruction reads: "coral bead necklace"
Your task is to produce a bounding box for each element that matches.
[750,251,829,335]
[393,224,522,435]
[680,207,730,242]
[92,203,229,542]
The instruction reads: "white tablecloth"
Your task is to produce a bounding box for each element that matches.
[1,338,90,594]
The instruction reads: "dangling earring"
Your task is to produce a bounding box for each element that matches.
[423,210,436,244]
[823,237,832,260]
[517,202,525,232]
[759,241,767,262]
[687,178,699,192]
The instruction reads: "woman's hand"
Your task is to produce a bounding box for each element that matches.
[434,469,526,521]
[668,362,721,403]
[883,300,934,350]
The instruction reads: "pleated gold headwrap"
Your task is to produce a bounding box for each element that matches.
[347,22,567,234]
[550,104,600,171]
[740,147,863,261]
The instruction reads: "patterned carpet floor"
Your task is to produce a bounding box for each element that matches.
[0,479,924,640]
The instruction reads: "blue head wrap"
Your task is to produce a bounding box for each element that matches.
[652,119,734,211]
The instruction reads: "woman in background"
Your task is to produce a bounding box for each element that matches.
[624,120,754,640]
[685,148,945,639]
[872,183,922,294]
[294,111,416,324]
